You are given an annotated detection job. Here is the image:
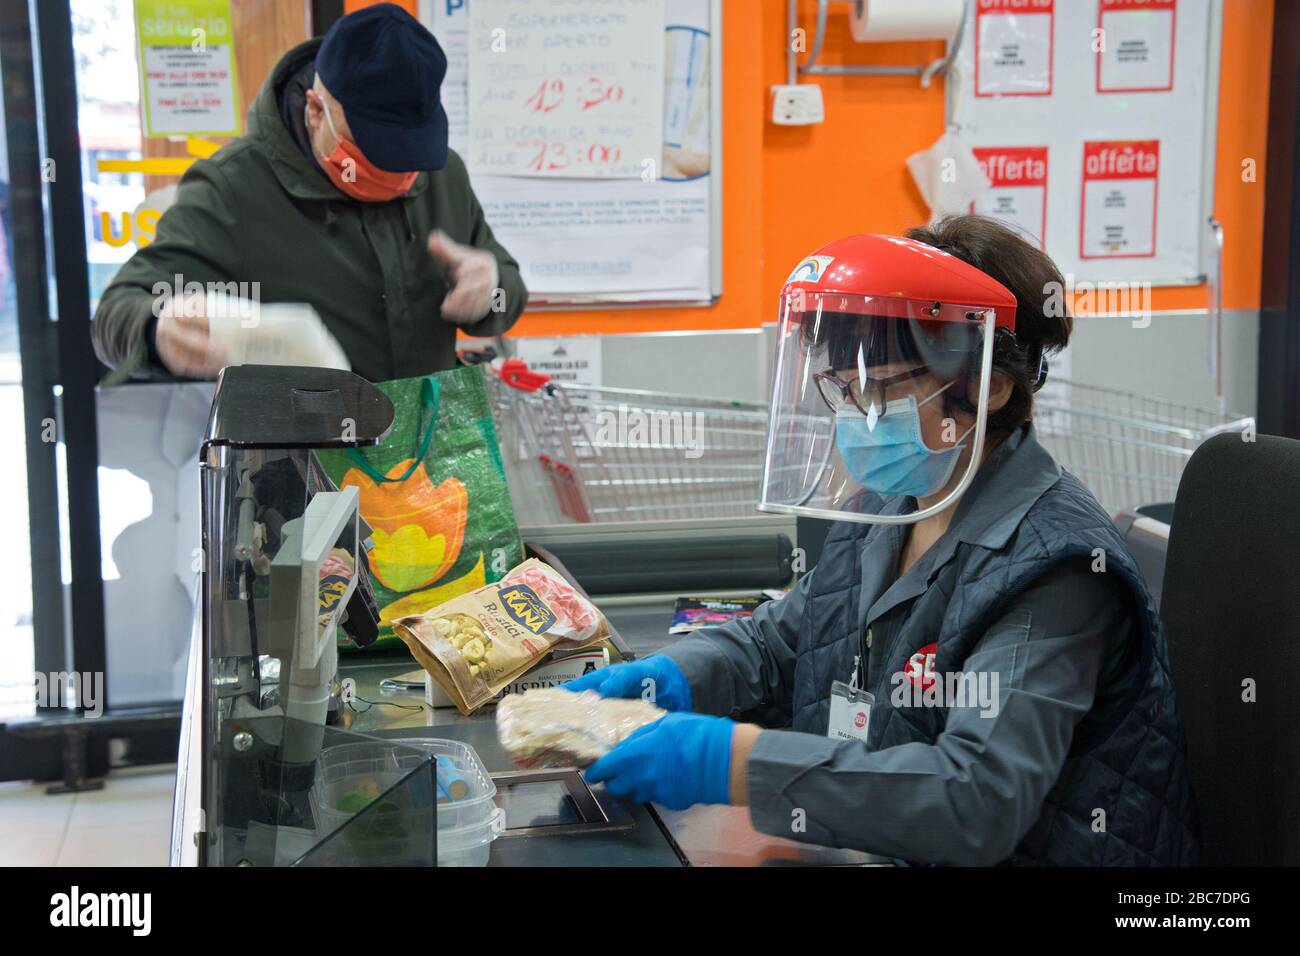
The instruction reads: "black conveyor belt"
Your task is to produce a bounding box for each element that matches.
[538,533,794,595]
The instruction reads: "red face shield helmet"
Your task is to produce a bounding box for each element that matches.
[759,234,1018,525]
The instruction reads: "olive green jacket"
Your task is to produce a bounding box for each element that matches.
[91,39,527,383]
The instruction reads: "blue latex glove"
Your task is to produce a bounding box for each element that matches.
[584,712,735,810]
[562,656,692,712]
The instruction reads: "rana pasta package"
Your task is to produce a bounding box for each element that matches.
[392,559,612,714]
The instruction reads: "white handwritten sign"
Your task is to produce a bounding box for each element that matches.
[466,0,665,179]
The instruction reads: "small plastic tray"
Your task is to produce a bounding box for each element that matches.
[311,737,501,867]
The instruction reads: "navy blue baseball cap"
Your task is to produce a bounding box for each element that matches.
[315,3,449,172]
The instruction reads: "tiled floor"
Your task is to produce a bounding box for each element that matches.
[0,764,174,866]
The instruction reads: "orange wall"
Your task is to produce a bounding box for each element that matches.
[349,0,1275,336]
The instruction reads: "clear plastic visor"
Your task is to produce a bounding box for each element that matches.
[759,291,998,525]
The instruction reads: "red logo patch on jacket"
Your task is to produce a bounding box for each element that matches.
[904,642,938,690]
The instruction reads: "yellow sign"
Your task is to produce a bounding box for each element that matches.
[134,0,241,137]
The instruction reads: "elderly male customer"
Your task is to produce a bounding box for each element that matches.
[92,3,526,382]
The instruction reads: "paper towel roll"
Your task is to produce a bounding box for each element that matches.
[849,0,965,44]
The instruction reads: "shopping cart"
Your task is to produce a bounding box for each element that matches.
[486,355,1248,522]
[488,360,770,523]
[1034,379,1254,516]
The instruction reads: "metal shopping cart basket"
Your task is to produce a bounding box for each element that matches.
[487,360,770,523]
[1034,379,1254,516]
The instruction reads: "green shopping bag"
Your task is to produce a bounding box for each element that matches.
[316,365,524,649]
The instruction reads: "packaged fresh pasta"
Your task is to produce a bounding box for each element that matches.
[497,688,665,769]
[392,559,612,714]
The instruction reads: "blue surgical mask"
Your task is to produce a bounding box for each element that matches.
[834,382,973,498]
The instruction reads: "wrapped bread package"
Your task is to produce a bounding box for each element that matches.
[497,688,666,768]
[393,560,612,714]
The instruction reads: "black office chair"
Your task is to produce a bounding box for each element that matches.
[1161,432,1300,865]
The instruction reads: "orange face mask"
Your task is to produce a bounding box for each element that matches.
[312,100,417,202]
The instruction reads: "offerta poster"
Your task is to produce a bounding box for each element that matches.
[974,0,1055,97]
[1080,139,1159,259]
[426,0,713,300]
[1096,0,1177,94]
[970,146,1049,249]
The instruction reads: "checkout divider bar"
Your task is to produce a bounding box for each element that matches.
[520,516,799,597]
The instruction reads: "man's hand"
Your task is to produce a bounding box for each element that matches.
[155,294,227,379]
[427,230,500,324]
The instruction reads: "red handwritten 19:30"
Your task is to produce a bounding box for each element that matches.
[523,77,626,113]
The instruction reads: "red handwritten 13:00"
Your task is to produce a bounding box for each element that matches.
[525,141,624,172]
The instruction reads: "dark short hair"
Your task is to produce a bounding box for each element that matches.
[906,215,1072,440]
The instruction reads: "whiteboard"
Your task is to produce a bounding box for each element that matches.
[947,0,1222,286]
[420,0,722,307]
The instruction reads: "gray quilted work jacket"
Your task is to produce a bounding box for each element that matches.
[662,424,1199,866]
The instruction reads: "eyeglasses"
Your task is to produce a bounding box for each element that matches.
[813,366,930,416]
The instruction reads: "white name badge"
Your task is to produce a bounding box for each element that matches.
[826,680,874,742]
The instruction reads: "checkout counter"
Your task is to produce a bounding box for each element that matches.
[171,365,888,867]
[334,591,888,867]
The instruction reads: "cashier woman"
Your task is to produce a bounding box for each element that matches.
[91,3,525,383]
[569,217,1199,866]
